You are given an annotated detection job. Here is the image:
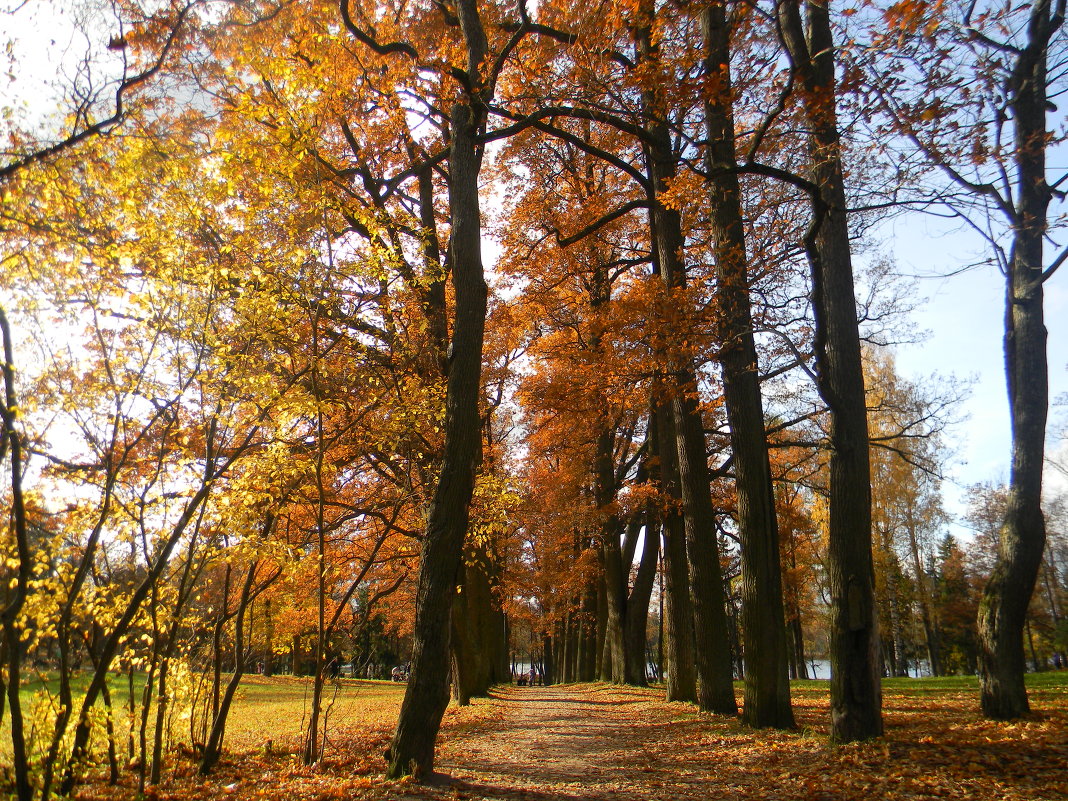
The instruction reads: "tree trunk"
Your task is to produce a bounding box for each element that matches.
[559,614,572,683]
[0,312,30,801]
[542,634,554,686]
[640,84,736,719]
[888,572,909,677]
[906,515,941,677]
[702,0,793,729]
[778,0,882,742]
[150,651,172,784]
[384,0,489,779]
[598,430,628,684]
[3,619,30,801]
[624,514,660,686]
[582,574,600,682]
[791,616,809,680]
[201,563,257,774]
[451,547,507,704]
[61,475,223,796]
[977,0,1053,718]
[674,393,739,714]
[264,598,273,676]
[652,399,698,702]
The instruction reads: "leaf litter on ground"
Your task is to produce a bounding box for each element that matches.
[71,674,1068,801]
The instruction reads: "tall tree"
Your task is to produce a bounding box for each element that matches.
[636,0,737,715]
[777,0,883,741]
[702,0,793,728]
[961,0,1061,720]
[866,0,1066,718]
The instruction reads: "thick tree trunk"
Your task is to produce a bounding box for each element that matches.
[702,1,793,729]
[385,0,489,775]
[632,1,733,711]
[977,0,1053,719]
[652,400,698,702]
[674,390,739,714]
[451,547,507,704]
[778,0,882,742]
[642,92,737,720]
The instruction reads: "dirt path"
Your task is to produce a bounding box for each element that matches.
[401,684,710,801]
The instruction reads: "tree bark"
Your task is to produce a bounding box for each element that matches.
[583,572,601,682]
[624,513,660,686]
[597,427,629,684]
[451,546,508,704]
[637,21,736,712]
[976,0,1055,719]
[385,0,489,776]
[542,634,554,686]
[702,0,793,729]
[777,0,882,741]
[651,399,698,702]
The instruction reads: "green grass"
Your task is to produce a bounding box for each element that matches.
[781,670,1068,692]
[15,668,147,707]
[880,671,1067,693]
[2,671,407,766]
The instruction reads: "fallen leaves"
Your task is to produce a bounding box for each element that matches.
[68,675,1068,801]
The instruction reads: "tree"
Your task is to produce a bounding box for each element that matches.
[331,0,499,778]
[864,0,1066,718]
[703,0,793,728]
[777,0,883,741]
[0,7,193,797]
[865,347,954,677]
[934,534,981,674]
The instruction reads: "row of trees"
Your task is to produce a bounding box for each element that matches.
[1,0,1065,794]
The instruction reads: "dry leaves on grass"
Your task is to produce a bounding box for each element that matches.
[72,677,1068,801]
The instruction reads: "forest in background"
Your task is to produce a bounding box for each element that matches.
[1,0,1067,797]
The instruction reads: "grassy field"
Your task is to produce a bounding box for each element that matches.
[216,675,405,752]
[2,671,407,774]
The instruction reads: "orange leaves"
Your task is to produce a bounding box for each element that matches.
[658,172,705,216]
[883,0,943,39]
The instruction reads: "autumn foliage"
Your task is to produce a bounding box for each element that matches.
[1,0,1067,797]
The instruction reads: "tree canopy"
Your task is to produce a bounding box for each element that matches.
[1,0,1066,797]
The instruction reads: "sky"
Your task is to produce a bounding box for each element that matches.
[883,211,1068,535]
[4,0,1067,541]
